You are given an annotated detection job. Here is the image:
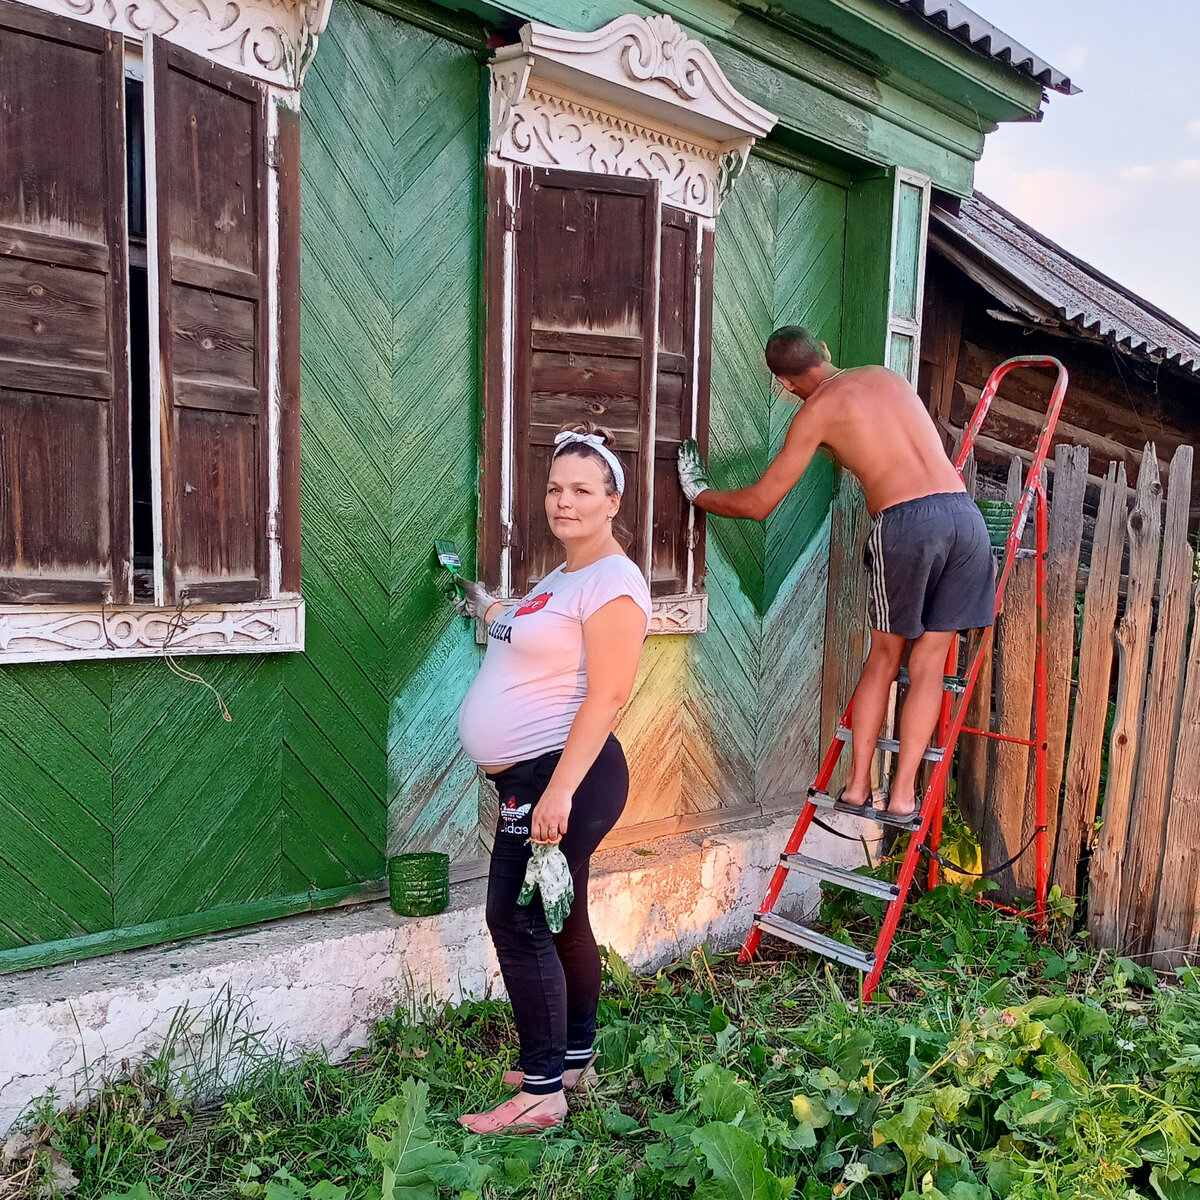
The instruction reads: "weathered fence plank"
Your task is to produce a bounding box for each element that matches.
[982,458,1037,899]
[958,453,990,834]
[1123,445,1195,953]
[1089,449,1162,949]
[1053,461,1127,897]
[1150,583,1200,968]
[821,470,869,794]
[1040,446,1088,869]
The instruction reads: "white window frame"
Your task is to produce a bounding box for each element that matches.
[484,14,777,635]
[0,7,314,664]
[885,169,932,385]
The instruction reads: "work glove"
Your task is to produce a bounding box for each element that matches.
[517,842,574,933]
[447,576,499,621]
[677,439,712,503]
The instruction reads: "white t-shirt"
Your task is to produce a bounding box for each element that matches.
[457,555,652,766]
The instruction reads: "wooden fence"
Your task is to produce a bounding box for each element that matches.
[954,441,1199,966]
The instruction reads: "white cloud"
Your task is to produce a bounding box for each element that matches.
[1188,119,1200,137]
[973,150,1200,330]
[981,166,1129,230]
[1059,45,1089,74]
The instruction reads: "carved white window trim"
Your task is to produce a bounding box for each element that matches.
[486,16,775,635]
[0,599,304,664]
[0,47,305,665]
[489,14,776,220]
[8,0,333,89]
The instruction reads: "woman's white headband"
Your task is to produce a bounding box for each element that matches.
[552,431,626,496]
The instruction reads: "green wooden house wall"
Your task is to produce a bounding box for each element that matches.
[0,0,1043,973]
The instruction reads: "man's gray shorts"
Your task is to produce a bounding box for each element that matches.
[863,491,996,640]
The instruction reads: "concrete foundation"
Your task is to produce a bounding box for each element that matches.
[0,809,878,1133]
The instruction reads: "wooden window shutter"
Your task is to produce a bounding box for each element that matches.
[652,207,709,597]
[0,3,131,603]
[149,40,269,603]
[510,167,660,595]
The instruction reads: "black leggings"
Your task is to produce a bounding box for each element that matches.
[484,734,628,1095]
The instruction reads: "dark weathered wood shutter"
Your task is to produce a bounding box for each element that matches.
[652,207,709,597]
[0,3,131,603]
[511,168,660,594]
[150,40,269,602]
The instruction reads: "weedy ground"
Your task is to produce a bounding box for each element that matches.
[4,881,1199,1200]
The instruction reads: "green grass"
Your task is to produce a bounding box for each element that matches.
[5,885,1200,1200]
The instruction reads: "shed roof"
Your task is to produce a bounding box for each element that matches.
[930,192,1200,375]
[884,0,1078,95]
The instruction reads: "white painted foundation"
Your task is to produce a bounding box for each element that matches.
[0,810,879,1133]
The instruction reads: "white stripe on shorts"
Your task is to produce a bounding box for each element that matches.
[869,520,889,633]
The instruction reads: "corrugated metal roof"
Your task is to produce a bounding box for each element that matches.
[930,193,1200,374]
[885,0,1078,95]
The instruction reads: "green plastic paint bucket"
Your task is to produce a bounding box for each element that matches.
[975,498,1015,549]
[388,852,450,917]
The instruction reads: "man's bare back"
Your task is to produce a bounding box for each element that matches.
[676,362,963,523]
[799,366,964,515]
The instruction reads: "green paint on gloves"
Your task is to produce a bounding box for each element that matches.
[677,439,711,503]
[447,577,498,620]
[517,842,574,933]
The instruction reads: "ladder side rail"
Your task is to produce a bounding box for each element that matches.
[1033,481,1050,925]
[988,359,1070,609]
[863,620,997,999]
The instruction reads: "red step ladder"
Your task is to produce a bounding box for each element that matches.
[739,356,1070,1001]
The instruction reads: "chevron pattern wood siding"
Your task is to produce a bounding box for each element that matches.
[617,157,847,827]
[387,20,486,864]
[0,6,849,970]
[282,0,394,893]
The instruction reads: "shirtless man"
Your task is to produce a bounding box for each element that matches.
[677,326,995,818]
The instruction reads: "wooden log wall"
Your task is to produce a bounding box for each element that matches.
[920,257,1200,513]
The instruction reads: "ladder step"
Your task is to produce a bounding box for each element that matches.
[781,853,900,901]
[896,667,966,694]
[809,789,922,831]
[753,912,875,972]
[835,725,946,762]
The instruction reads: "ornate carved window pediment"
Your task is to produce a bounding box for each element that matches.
[489,14,776,220]
[19,0,333,87]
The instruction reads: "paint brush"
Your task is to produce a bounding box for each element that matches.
[434,540,464,594]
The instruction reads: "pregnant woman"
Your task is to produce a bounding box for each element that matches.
[454,422,651,1134]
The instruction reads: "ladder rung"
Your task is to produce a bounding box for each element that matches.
[896,667,966,694]
[753,912,875,972]
[809,789,922,831]
[835,725,945,762]
[780,853,900,901]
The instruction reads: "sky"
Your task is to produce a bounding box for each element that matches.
[968,0,1200,333]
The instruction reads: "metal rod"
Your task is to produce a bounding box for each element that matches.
[959,726,1038,747]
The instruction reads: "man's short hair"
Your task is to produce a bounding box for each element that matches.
[764,327,825,379]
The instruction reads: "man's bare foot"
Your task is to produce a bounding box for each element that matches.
[835,785,872,809]
[501,1059,598,1092]
[884,788,918,818]
[458,1090,567,1134]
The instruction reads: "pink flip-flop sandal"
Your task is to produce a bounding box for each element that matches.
[458,1093,566,1135]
